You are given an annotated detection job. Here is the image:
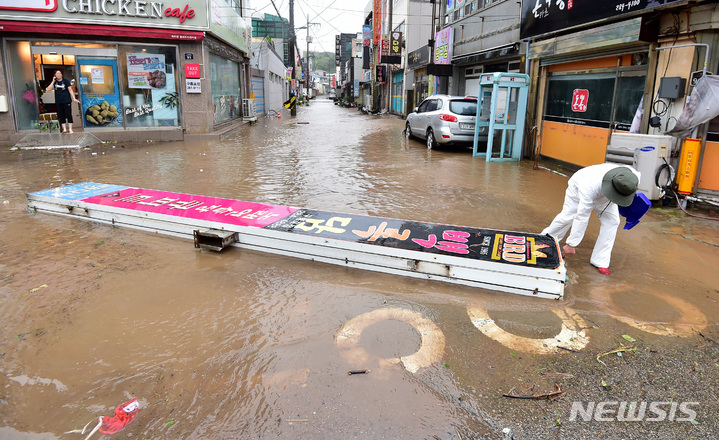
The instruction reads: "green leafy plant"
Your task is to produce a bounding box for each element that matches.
[159,92,179,109]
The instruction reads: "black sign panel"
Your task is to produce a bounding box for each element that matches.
[335,35,341,66]
[427,63,453,76]
[407,46,430,69]
[376,65,387,83]
[380,55,402,65]
[265,209,561,269]
[520,0,684,40]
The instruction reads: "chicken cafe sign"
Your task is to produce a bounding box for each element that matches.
[0,0,208,29]
[62,0,198,24]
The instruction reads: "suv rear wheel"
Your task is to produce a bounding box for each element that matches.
[426,129,437,150]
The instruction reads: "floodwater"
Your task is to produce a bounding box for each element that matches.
[1,98,718,439]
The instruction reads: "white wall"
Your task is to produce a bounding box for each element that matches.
[251,41,288,114]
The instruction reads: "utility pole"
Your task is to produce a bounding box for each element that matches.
[386,0,392,113]
[306,14,310,96]
[288,0,297,115]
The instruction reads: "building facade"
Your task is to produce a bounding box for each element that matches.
[0,0,252,145]
[525,0,719,198]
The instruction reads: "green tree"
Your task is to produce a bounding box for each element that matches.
[310,52,334,74]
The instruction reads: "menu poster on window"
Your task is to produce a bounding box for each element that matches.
[127,53,167,89]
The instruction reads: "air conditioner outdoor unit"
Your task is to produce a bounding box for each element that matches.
[242,98,257,120]
[606,133,675,200]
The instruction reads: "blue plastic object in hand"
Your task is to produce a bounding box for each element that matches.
[618,192,651,230]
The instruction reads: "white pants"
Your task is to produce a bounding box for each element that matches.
[542,191,621,268]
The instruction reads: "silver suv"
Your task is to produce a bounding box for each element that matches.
[405,95,485,149]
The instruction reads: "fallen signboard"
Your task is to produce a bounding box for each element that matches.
[26,183,566,299]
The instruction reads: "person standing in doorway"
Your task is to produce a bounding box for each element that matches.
[541,163,640,275]
[46,70,80,133]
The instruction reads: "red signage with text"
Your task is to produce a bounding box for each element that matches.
[571,89,589,112]
[185,63,201,79]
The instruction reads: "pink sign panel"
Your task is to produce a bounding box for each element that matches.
[81,187,297,228]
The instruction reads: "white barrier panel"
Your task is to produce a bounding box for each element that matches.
[27,183,566,299]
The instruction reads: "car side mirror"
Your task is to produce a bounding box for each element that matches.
[413,107,418,113]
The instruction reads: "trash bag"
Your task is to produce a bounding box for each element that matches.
[99,397,139,434]
[665,75,719,137]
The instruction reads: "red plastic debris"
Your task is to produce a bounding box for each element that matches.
[99,397,139,434]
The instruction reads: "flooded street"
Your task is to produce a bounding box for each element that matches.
[1,98,718,439]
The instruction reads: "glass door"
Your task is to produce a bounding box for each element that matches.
[76,58,122,128]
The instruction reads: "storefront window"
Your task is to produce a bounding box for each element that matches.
[545,72,645,130]
[415,73,429,104]
[545,73,615,126]
[118,45,180,127]
[613,75,646,130]
[210,54,242,124]
[8,40,39,130]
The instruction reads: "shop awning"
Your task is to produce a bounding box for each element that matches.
[0,20,204,41]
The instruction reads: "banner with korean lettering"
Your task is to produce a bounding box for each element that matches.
[363,25,372,47]
[434,28,452,65]
[373,0,382,45]
[44,184,299,228]
[265,209,561,269]
[390,31,402,57]
[380,34,390,55]
[29,182,561,270]
[520,0,684,39]
[376,65,386,83]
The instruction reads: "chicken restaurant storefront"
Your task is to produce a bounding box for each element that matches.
[0,0,251,145]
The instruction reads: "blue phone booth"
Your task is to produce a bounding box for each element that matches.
[473,72,529,161]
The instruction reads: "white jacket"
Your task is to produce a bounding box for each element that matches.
[542,163,641,268]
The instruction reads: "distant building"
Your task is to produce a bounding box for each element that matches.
[251,13,291,67]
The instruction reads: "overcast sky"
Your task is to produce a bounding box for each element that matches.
[246,0,367,55]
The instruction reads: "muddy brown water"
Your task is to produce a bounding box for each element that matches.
[1,99,717,439]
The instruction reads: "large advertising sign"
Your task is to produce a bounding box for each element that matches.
[0,0,209,30]
[31,183,561,270]
[434,28,452,65]
[520,0,685,39]
[266,209,560,268]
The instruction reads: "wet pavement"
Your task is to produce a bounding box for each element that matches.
[1,98,718,439]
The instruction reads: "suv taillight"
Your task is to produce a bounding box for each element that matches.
[438,114,457,122]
